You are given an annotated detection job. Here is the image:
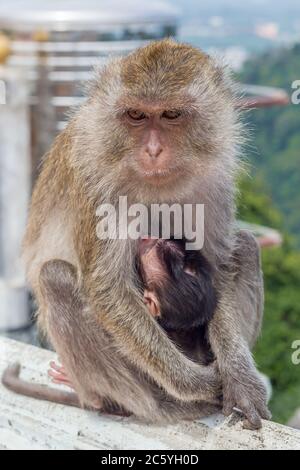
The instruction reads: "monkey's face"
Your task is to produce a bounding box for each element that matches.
[118,104,194,187]
[84,40,238,193]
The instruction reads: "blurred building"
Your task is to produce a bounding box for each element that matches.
[0,0,179,332]
[0,0,179,174]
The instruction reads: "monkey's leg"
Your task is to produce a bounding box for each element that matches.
[47,359,221,422]
[40,259,134,412]
[232,230,264,349]
[209,230,271,430]
[39,259,180,420]
[38,261,100,409]
[228,229,269,430]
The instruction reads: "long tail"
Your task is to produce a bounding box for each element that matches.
[2,362,81,408]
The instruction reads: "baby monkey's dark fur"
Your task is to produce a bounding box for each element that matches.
[136,237,218,332]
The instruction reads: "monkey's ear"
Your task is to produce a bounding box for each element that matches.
[208,54,239,99]
[143,290,160,318]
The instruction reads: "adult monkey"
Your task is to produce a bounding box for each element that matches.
[8,39,270,428]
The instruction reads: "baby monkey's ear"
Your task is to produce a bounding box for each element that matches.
[143,289,160,318]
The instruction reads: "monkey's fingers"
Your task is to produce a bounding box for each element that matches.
[256,402,272,421]
[223,399,262,429]
[238,401,262,430]
[242,414,262,430]
[48,362,74,389]
[48,371,73,386]
[48,370,73,387]
[238,387,271,425]
[49,361,66,375]
[222,399,235,417]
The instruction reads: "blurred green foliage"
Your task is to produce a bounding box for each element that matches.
[239,43,300,246]
[237,44,300,423]
[237,175,300,424]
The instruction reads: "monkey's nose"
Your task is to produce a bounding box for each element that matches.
[146,144,163,159]
[145,132,163,159]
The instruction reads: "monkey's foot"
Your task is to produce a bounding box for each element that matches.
[48,361,74,389]
[222,369,272,430]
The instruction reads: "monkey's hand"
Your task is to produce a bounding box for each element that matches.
[221,364,271,430]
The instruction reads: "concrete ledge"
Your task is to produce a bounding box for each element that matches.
[0,336,299,450]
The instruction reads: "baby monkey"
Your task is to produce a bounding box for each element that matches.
[137,237,217,332]
[3,238,218,412]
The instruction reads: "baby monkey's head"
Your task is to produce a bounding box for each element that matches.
[137,238,217,332]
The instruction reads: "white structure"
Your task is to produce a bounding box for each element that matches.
[0,337,300,450]
[0,68,31,330]
[0,0,179,158]
[0,1,179,31]
[0,0,179,329]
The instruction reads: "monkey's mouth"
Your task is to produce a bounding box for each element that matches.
[140,166,180,183]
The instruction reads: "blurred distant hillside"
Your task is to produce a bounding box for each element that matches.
[237,175,300,424]
[175,0,300,54]
[239,44,300,247]
[236,44,300,423]
[174,0,300,22]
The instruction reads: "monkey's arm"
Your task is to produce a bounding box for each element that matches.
[208,231,271,429]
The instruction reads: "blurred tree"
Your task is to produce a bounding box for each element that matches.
[237,177,300,423]
[239,43,300,246]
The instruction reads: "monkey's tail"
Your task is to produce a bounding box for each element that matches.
[2,362,81,408]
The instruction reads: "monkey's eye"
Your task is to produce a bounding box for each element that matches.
[161,110,181,120]
[127,109,147,121]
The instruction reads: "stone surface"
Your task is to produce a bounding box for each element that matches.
[0,336,300,450]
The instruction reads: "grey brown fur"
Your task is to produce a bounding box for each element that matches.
[2,39,270,428]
